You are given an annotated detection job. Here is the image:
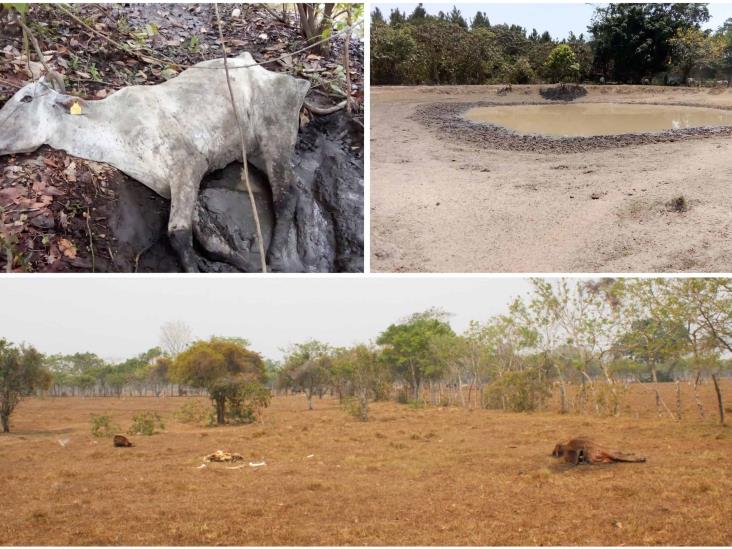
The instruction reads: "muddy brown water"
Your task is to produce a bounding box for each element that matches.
[464,103,732,137]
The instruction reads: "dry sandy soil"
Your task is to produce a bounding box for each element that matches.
[1,381,731,545]
[371,84,732,272]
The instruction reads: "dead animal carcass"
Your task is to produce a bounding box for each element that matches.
[0,53,310,272]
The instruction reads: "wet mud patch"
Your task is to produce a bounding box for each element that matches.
[539,84,588,101]
[412,101,732,153]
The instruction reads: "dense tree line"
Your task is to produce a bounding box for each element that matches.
[371,3,732,85]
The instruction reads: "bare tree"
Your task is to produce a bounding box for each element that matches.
[159,321,193,358]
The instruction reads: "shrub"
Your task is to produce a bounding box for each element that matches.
[174,400,209,425]
[90,414,117,437]
[128,411,165,436]
[225,381,271,424]
[342,396,368,421]
[484,369,551,412]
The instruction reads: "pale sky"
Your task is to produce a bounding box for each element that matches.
[373,3,732,40]
[0,276,535,363]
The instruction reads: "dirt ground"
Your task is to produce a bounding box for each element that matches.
[1,381,731,545]
[371,84,732,273]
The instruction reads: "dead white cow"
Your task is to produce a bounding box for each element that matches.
[0,53,310,272]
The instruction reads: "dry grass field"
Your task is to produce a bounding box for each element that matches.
[1,381,731,545]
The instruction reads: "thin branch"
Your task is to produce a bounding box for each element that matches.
[214,3,267,273]
[14,14,51,74]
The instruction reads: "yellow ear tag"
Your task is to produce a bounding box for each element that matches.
[70,101,82,115]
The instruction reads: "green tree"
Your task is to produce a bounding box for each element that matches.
[333,344,385,420]
[449,5,467,29]
[377,309,454,401]
[371,6,385,25]
[669,27,717,80]
[389,8,406,26]
[170,338,266,425]
[0,339,49,432]
[408,3,428,23]
[472,11,490,29]
[544,43,580,83]
[588,3,710,82]
[282,340,332,410]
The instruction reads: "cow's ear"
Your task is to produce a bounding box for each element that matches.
[40,71,66,93]
[53,95,82,113]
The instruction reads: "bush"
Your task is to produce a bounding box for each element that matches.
[128,411,165,436]
[225,382,271,424]
[342,396,369,421]
[90,414,117,437]
[174,400,209,425]
[484,369,551,412]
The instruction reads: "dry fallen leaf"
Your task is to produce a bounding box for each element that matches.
[63,161,77,182]
[70,102,82,115]
[58,238,77,259]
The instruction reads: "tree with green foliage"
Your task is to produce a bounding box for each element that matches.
[544,43,580,83]
[669,26,719,81]
[331,344,385,420]
[472,11,490,30]
[588,3,710,82]
[449,5,467,29]
[389,8,406,26]
[0,339,49,432]
[371,23,418,84]
[371,6,385,25]
[377,309,454,402]
[170,338,266,425]
[281,340,332,410]
[408,3,428,23]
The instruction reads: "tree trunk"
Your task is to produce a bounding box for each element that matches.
[558,378,567,414]
[1,413,9,433]
[457,372,466,408]
[358,387,368,421]
[215,397,225,425]
[711,374,725,425]
[691,373,705,418]
[307,390,313,411]
[675,380,682,421]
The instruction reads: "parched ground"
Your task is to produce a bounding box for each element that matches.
[1,381,731,545]
[371,85,732,273]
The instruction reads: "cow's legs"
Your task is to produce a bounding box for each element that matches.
[266,160,303,272]
[168,180,200,273]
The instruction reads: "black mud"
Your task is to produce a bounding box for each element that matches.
[412,101,732,154]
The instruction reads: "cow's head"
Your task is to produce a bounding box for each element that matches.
[0,72,67,156]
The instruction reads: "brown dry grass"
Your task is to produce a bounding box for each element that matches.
[1,382,731,545]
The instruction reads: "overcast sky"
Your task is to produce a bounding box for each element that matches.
[373,3,732,40]
[0,276,536,362]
